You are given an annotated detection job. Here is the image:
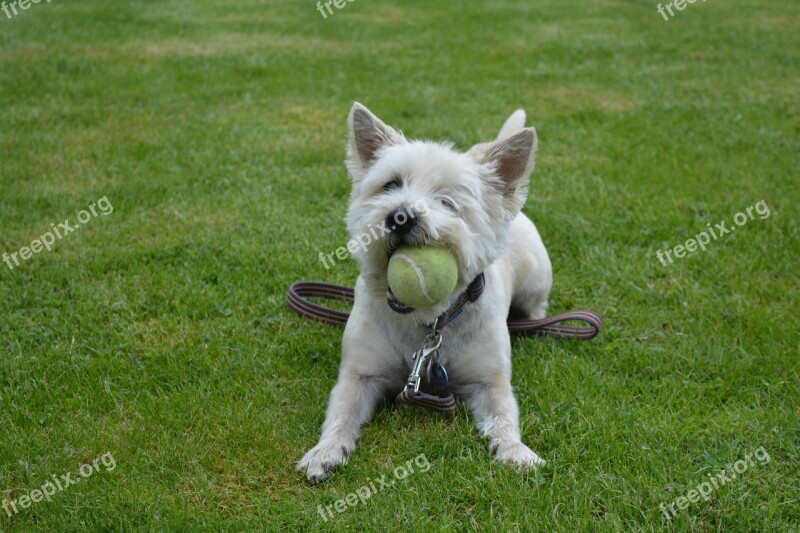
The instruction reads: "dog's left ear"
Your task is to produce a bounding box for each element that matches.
[346,102,404,181]
[469,127,537,213]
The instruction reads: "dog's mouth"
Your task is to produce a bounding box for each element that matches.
[384,229,430,258]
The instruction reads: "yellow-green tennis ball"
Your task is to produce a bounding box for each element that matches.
[387,246,458,308]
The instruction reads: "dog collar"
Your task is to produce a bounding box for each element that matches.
[387,273,485,332]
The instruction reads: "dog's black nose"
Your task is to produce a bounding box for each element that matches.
[386,207,417,236]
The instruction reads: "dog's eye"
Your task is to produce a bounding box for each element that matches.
[382,179,401,192]
[440,197,458,212]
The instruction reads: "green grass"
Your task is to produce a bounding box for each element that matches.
[1,0,798,530]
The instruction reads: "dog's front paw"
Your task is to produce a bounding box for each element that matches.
[492,441,546,470]
[296,440,353,484]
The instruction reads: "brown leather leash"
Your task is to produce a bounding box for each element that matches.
[287,279,603,414]
[286,281,603,340]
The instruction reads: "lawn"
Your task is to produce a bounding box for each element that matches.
[0,0,798,530]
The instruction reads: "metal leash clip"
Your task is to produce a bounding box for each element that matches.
[404,332,443,395]
[396,327,456,414]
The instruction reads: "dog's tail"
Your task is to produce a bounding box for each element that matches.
[497,109,526,140]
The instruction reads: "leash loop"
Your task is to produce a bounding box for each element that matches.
[396,389,457,414]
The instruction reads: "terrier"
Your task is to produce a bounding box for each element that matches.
[297,103,552,483]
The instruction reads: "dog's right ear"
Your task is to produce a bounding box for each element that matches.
[346,102,404,181]
[468,127,537,215]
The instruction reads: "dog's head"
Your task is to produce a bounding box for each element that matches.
[344,102,537,300]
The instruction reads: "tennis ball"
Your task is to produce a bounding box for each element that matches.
[387,246,458,308]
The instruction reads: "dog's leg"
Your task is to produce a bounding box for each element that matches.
[461,374,545,469]
[297,368,391,483]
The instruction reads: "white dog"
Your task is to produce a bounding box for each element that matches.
[297,103,552,483]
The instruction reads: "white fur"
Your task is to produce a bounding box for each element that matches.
[297,103,553,483]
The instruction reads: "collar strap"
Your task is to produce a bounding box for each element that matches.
[432,272,485,333]
[387,292,415,314]
[387,273,485,331]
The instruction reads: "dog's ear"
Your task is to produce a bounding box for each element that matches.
[346,102,404,180]
[469,127,537,213]
[496,109,526,141]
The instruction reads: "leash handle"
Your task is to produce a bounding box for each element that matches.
[286,282,353,327]
[287,282,603,339]
[507,310,603,340]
